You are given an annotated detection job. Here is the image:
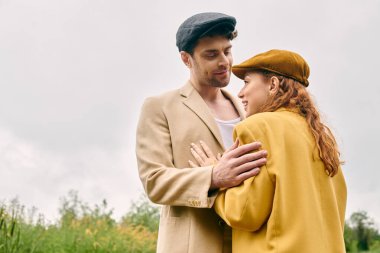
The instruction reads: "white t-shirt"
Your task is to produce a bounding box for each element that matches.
[215,117,241,148]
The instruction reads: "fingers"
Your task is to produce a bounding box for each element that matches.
[188,160,198,168]
[233,150,267,167]
[190,147,205,165]
[227,141,262,158]
[234,157,267,175]
[217,153,222,161]
[191,143,208,161]
[235,168,261,183]
[200,141,216,159]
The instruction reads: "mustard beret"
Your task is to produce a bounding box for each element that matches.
[232,49,310,87]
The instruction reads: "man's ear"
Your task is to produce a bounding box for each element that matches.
[269,76,280,95]
[180,51,192,68]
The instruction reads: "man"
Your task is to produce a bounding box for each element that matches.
[136,12,267,253]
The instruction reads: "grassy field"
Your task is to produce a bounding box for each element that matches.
[0,191,158,253]
[1,191,380,253]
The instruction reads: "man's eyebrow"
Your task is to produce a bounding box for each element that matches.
[202,49,219,53]
[202,46,232,54]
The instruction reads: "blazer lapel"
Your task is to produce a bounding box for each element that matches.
[180,82,225,149]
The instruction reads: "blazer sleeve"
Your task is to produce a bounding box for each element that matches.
[214,123,275,231]
[136,97,216,208]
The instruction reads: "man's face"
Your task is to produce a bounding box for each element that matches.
[189,36,233,88]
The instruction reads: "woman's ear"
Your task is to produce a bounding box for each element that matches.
[180,51,192,69]
[269,76,280,95]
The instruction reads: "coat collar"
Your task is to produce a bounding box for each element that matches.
[180,81,245,150]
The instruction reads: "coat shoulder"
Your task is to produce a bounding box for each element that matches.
[143,88,182,108]
[238,110,301,129]
[236,111,279,131]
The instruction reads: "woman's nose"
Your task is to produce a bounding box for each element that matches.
[238,88,244,98]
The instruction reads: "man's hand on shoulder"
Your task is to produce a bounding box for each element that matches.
[189,140,267,190]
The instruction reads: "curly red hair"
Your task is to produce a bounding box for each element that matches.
[257,71,342,177]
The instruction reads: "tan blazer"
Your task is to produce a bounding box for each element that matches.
[214,109,347,253]
[136,81,245,253]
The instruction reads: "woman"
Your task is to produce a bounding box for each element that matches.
[190,49,347,252]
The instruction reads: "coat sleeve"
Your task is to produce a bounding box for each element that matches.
[214,123,275,231]
[136,97,216,208]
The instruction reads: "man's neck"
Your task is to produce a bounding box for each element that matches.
[190,79,224,103]
[189,78,240,121]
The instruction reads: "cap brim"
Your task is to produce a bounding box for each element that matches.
[198,21,235,38]
[232,66,310,87]
[232,66,255,80]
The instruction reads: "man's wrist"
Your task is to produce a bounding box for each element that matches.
[210,166,219,190]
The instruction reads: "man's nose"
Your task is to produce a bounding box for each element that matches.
[218,53,229,67]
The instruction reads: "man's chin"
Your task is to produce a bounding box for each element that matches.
[210,79,230,88]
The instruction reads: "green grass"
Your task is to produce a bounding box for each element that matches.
[0,191,158,253]
[2,191,380,253]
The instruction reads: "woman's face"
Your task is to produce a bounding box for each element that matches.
[238,72,272,117]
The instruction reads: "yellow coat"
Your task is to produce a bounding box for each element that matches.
[214,108,347,253]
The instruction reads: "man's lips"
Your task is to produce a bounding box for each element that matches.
[213,70,228,75]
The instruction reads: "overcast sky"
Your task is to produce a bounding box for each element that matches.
[1,0,379,224]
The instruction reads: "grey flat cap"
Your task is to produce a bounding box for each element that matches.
[176,12,236,52]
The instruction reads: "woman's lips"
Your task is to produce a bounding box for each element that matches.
[242,101,248,110]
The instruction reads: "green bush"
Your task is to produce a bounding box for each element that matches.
[345,211,380,253]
